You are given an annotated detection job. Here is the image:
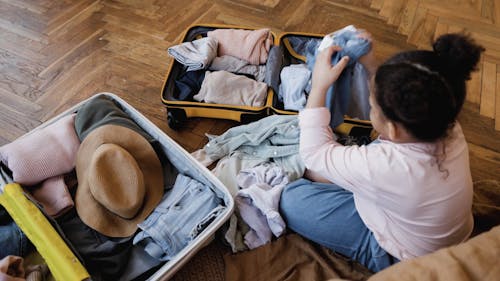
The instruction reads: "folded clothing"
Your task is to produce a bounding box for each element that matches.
[30,175,74,218]
[208,28,273,65]
[174,70,206,101]
[278,63,311,111]
[167,37,218,71]
[193,70,268,107]
[133,174,225,261]
[56,208,133,281]
[209,55,266,82]
[0,114,80,186]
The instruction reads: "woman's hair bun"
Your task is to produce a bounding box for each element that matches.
[433,33,484,80]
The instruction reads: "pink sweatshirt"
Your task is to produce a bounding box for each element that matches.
[299,107,473,260]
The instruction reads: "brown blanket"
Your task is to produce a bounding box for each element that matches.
[224,233,372,281]
[364,225,500,281]
[471,180,500,236]
[224,180,500,281]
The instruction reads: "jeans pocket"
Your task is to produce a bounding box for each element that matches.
[189,205,226,239]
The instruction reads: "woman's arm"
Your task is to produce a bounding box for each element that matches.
[306,46,350,108]
[301,46,349,182]
[300,33,380,187]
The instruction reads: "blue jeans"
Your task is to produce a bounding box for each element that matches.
[133,174,225,261]
[305,26,371,128]
[0,218,32,259]
[0,205,33,259]
[279,178,397,272]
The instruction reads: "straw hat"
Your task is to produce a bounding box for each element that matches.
[75,124,164,237]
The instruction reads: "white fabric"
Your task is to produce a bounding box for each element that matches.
[236,163,289,249]
[278,64,311,111]
[167,37,218,71]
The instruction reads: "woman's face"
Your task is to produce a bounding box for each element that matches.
[368,81,390,139]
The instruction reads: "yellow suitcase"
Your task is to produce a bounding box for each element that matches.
[161,23,277,129]
[161,24,377,141]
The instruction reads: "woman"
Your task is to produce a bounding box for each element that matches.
[279,32,484,272]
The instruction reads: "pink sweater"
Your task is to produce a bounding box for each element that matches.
[299,107,473,260]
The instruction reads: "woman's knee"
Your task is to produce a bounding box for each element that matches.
[279,179,309,222]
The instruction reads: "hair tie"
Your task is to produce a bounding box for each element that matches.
[407,62,451,91]
[408,62,438,75]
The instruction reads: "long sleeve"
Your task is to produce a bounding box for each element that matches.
[298,107,474,260]
[299,107,378,196]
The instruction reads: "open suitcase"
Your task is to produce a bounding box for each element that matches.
[161,24,377,141]
[161,24,277,129]
[0,93,234,281]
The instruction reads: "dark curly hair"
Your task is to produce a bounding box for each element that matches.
[374,33,484,142]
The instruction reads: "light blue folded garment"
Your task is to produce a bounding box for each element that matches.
[168,37,218,71]
[306,25,372,128]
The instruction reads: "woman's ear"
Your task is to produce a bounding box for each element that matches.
[387,121,417,142]
[387,121,398,141]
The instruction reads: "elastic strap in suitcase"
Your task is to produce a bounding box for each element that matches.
[0,183,90,281]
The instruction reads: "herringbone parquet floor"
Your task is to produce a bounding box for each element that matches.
[0,0,499,279]
[371,0,500,127]
[1,0,498,179]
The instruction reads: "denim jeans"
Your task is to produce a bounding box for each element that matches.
[305,26,371,128]
[133,174,225,261]
[279,178,397,272]
[0,206,32,259]
[0,222,32,259]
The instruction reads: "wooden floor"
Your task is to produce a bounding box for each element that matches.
[1,0,498,181]
[0,0,499,279]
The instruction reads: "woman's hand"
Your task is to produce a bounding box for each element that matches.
[357,30,377,77]
[311,46,349,93]
[306,46,349,108]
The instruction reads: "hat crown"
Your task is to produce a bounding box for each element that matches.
[75,124,164,237]
[88,143,145,219]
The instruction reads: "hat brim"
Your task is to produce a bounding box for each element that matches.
[75,124,164,237]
